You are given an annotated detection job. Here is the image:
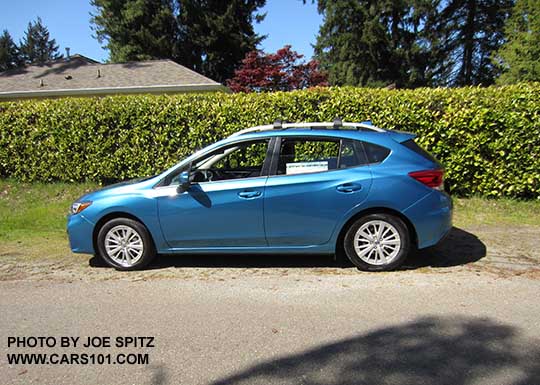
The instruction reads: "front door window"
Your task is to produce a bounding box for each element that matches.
[192,139,269,182]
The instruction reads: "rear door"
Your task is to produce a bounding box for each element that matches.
[264,136,373,247]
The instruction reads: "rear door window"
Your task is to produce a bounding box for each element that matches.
[276,137,368,175]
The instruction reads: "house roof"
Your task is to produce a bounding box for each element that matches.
[0,55,226,100]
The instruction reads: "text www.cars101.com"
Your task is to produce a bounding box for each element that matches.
[7,352,149,365]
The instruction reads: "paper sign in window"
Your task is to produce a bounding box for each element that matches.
[286,161,328,175]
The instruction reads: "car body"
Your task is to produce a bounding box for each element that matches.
[67,121,452,271]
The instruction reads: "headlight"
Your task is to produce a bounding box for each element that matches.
[70,201,92,215]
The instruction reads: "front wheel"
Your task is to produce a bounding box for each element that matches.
[344,213,410,271]
[97,218,156,271]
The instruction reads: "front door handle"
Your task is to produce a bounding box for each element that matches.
[238,190,262,199]
[336,183,362,193]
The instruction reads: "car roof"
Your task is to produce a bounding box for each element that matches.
[222,120,397,142]
[219,121,417,147]
[230,120,384,136]
[219,128,396,148]
[235,128,379,140]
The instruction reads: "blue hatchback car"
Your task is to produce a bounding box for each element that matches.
[67,120,452,271]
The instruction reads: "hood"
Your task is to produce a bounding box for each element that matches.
[77,175,158,202]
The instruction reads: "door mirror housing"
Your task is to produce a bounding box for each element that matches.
[177,170,191,193]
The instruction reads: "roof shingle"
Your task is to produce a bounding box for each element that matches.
[0,55,225,99]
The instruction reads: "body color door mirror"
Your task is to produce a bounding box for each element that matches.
[177,170,191,192]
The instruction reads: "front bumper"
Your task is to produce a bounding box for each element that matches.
[67,213,95,254]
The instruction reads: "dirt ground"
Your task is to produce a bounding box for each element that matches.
[0,225,539,282]
[2,225,540,385]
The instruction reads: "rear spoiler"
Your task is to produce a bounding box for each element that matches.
[385,130,417,143]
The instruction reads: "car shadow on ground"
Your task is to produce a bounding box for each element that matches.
[200,316,539,385]
[400,226,486,270]
[89,226,486,271]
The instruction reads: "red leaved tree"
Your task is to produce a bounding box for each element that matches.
[226,45,328,92]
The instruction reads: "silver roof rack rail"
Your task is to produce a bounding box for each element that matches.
[228,120,386,137]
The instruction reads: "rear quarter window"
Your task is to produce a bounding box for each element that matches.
[401,139,439,164]
[362,142,391,164]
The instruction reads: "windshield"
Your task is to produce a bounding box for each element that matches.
[154,140,231,187]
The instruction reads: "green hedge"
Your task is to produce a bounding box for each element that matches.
[1,84,539,198]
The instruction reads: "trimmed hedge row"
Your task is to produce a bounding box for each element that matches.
[0,84,539,198]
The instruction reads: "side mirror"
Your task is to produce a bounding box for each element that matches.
[177,170,191,193]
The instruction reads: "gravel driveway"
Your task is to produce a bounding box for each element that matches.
[1,225,540,385]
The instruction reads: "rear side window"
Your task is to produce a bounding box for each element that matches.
[277,138,340,175]
[362,142,391,164]
[401,139,438,163]
[277,138,369,175]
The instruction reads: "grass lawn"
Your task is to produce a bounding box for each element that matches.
[0,180,97,260]
[1,179,539,261]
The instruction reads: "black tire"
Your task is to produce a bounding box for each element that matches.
[96,218,156,271]
[343,213,410,271]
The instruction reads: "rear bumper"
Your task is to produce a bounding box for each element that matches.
[404,191,453,249]
[67,214,95,254]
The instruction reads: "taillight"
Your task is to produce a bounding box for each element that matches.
[408,169,444,190]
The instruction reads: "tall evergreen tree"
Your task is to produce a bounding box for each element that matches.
[313,0,435,87]
[177,0,266,83]
[428,0,514,86]
[19,17,62,65]
[91,0,266,82]
[91,0,179,62]
[494,0,540,83]
[0,30,22,72]
[313,0,513,87]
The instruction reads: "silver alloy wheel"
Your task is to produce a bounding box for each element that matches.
[104,225,144,267]
[353,220,401,265]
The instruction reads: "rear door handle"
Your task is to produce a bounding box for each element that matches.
[336,183,362,193]
[238,190,262,199]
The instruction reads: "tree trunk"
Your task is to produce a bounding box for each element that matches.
[460,0,476,85]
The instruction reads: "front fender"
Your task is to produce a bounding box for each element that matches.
[82,194,169,252]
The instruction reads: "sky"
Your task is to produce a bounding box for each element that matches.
[0,0,323,63]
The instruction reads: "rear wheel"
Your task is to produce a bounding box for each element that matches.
[344,213,410,271]
[97,218,156,271]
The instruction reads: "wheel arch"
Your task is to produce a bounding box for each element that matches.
[335,207,418,255]
[92,212,156,254]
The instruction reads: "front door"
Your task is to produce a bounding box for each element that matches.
[157,138,271,248]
